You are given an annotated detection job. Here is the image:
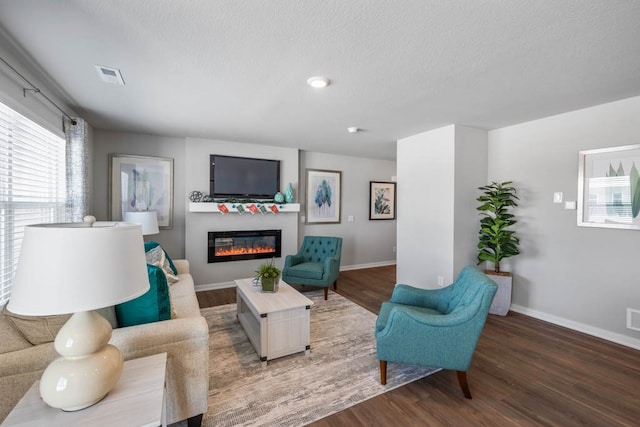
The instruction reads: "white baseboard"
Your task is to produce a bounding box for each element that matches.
[194,261,397,292]
[340,260,396,271]
[510,304,640,351]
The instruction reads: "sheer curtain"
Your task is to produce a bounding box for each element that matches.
[64,116,91,222]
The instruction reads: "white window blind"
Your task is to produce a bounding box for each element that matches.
[0,101,66,305]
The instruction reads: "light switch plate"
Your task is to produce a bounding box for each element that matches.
[553,192,563,203]
[564,201,577,210]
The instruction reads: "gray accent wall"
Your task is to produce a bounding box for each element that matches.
[300,151,397,269]
[488,96,640,346]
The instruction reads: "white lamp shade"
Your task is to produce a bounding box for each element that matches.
[8,221,150,316]
[123,211,159,235]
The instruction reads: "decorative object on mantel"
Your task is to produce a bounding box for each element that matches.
[218,203,229,214]
[189,191,204,202]
[285,183,295,203]
[274,192,285,203]
[7,216,149,411]
[255,258,281,292]
[270,204,280,213]
[247,204,260,214]
[476,181,520,316]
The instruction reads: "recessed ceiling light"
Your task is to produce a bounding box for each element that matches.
[95,65,125,85]
[347,127,360,133]
[307,76,330,88]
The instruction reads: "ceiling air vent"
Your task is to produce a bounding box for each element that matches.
[94,65,125,85]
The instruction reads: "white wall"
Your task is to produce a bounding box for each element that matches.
[185,138,299,288]
[488,96,640,346]
[91,130,187,258]
[300,152,397,269]
[397,125,487,288]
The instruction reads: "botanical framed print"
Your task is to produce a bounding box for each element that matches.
[109,154,174,229]
[578,144,640,230]
[305,169,341,224]
[369,181,396,220]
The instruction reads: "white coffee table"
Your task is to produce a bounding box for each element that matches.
[1,353,167,427]
[235,278,313,366]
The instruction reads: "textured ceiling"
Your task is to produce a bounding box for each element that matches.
[1,0,639,160]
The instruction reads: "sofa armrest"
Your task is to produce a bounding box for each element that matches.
[0,342,58,423]
[108,315,209,425]
[173,259,190,275]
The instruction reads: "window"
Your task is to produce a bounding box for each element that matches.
[0,101,66,305]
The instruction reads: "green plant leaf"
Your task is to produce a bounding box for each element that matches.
[631,162,640,218]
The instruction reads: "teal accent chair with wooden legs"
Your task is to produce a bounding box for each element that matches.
[375,266,497,398]
[282,236,343,300]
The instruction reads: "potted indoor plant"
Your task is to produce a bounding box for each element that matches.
[477,181,520,315]
[255,258,281,292]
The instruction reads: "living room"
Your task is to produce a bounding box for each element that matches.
[1,1,639,426]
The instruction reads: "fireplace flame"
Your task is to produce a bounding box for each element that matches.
[215,246,275,256]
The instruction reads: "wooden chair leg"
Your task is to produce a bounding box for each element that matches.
[456,371,472,399]
[380,360,387,385]
[323,287,328,300]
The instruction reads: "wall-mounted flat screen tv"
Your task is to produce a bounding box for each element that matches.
[210,154,280,199]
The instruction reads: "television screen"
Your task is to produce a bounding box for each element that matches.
[210,155,280,199]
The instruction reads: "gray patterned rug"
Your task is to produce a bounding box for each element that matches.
[200,291,438,427]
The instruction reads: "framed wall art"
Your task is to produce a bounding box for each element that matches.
[305,169,341,224]
[109,154,174,229]
[369,181,396,220]
[577,144,640,230]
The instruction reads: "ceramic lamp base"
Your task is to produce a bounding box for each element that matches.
[40,311,124,411]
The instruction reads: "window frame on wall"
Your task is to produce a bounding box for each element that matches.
[0,100,66,305]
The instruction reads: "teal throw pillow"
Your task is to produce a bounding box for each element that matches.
[115,264,172,327]
[144,241,177,275]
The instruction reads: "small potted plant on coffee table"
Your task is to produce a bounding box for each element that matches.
[255,258,281,293]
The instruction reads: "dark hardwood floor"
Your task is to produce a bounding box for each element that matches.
[196,266,640,426]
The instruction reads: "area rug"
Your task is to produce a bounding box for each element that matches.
[200,291,438,427]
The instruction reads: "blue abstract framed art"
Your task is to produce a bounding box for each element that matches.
[305,169,341,224]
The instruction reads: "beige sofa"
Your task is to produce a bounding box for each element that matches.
[0,259,209,426]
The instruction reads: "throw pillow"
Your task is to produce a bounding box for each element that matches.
[1,305,71,345]
[144,241,177,275]
[145,245,179,285]
[115,264,172,327]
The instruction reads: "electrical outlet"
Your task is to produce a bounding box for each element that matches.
[392,246,396,253]
[627,308,640,331]
[437,276,444,287]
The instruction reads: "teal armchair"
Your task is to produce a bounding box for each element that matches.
[282,236,342,300]
[375,266,497,398]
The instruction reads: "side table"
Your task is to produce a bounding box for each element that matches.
[1,352,167,427]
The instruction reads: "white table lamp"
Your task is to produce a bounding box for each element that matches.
[7,216,149,411]
[123,210,159,235]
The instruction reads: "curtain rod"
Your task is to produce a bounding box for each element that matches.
[0,55,76,125]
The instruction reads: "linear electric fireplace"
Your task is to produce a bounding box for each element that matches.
[208,229,281,263]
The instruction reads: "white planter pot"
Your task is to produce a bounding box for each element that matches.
[485,271,512,316]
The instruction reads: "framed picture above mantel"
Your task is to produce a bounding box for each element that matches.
[577,144,640,230]
[109,154,174,229]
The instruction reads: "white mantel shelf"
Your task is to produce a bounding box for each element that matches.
[189,202,300,214]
